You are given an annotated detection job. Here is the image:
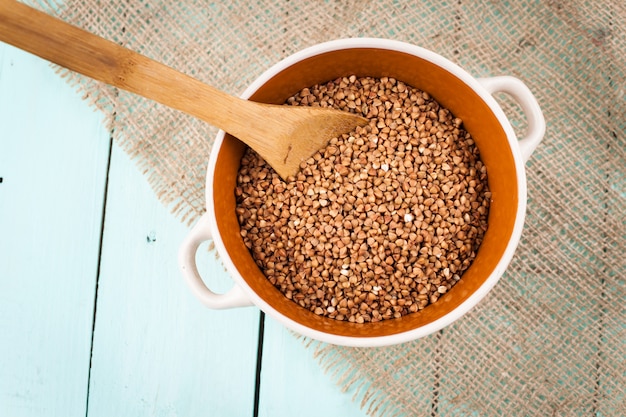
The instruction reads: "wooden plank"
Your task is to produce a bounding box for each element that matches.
[0,45,110,416]
[258,317,369,417]
[85,145,261,416]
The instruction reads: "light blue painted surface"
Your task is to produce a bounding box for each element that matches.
[259,317,368,417]
[86,145,260,417]
[0,45,110,416]
[0,41,369,417]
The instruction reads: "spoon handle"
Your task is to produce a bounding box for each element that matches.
[0,0,249,132]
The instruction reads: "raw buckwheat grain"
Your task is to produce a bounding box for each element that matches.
[235,76,490,323]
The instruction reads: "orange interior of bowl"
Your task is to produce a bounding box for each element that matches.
[213,48,518,338]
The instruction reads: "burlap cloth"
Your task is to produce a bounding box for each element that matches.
[35,0,625,415]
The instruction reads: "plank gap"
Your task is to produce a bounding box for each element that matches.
[430,329,444,417]
[591,9,614,413]
[253,312,266,417]
[84,111,116,417]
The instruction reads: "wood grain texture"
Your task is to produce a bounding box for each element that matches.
[0,0,366,180]
[86,145,260,417]
[0,44,110,417]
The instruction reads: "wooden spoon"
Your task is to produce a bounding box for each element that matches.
[0,1,367,180]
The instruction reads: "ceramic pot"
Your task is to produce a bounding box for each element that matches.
[178,38,545,347]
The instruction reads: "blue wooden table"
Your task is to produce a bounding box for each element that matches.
[0,43,369,417]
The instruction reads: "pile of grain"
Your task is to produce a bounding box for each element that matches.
[235,76,490,323]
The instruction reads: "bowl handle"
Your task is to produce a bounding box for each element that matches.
[178,213,253,309]
[478,76,546,162]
